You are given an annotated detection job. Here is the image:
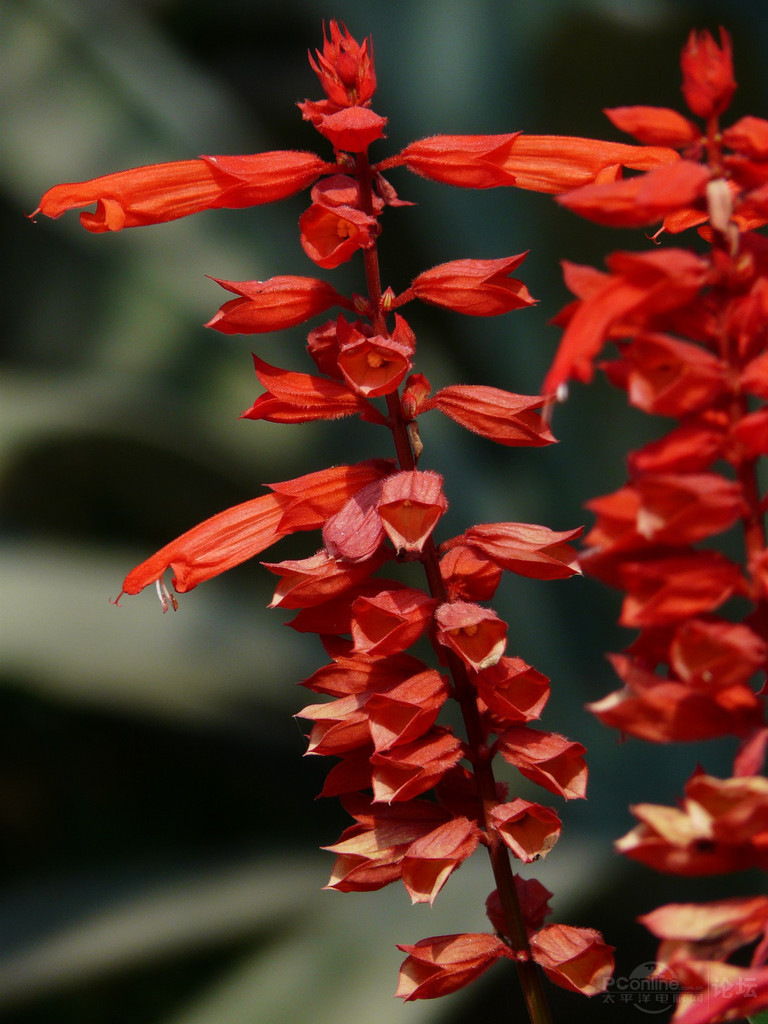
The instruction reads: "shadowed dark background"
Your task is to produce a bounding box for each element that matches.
[2,1,766,1021]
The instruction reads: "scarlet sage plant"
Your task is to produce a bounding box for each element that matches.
[547,28,768,1024]
[32,21,683,1023]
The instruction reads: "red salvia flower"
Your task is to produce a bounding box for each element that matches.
[680,27,737,119]
[32,151,331,231]
[37,18,621,1017]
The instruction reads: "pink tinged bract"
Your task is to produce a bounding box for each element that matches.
[351,587,437,658]
[453,522,582,580]
[529,924,614,996]
[497,726,588,799]
[490,799,562,863]
[365,668,450,751]
[370,726,465,802]
[395,932,509,1001]
[400,816,481,904]
[434,601,507,670]
[33,151,330,232]
[377,470,448,555]
[323,479,387,562]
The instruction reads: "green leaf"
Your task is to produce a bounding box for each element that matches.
[748,1011,768,1024]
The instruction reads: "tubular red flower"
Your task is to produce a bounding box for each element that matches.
[392,133,678,193]
[557,160,711,228]
[411,256,535,316]
[119,492,293,600]
[33,151,330,231]
[206,276,349,334]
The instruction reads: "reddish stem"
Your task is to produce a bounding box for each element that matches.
[355,152,553,1024]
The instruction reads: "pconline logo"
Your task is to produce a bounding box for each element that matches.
[602,962,681,1014]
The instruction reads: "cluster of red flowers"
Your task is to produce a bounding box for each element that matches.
[32,21,690,1020]
[546,28,768,1024]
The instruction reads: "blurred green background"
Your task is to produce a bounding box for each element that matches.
[2,1,767,1022]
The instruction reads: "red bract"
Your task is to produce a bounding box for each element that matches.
[395,933,509,1000]
[400,816,481,904]
[33,151,330,231]
[497,727,588,800]
[241,354,385,425]
[434,601,508,671]
[206,275,350,334]
[410,255,535,316]
[680,28,737,119]
[529,925,614,997]
[422,385,556,447]
[377,470,448,555]
[490,799,562,863]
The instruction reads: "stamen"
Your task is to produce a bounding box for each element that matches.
[156,579,179,613]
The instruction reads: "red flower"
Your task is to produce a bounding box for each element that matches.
[33,151,330,232]
[391,133,678,193]
[410,256,535,316]
[680,28,737,119]
[206,276,349,334]
[119,461,392,603]
[557,160,711,228]
[307,20,376,108]
[616,773,768,874]
[472,656,550,723]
